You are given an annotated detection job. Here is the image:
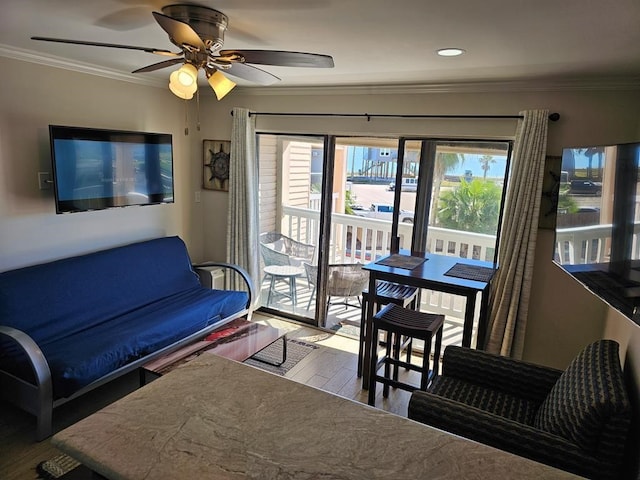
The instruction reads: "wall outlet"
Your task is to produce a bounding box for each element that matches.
[38,172,52,190]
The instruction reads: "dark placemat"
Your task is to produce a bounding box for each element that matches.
[376,254,426,270]
[444,263,495,283]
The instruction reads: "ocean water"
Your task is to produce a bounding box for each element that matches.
[346,149,509,179]
[447,154,508,178]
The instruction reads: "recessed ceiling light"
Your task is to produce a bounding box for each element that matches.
[437,48,466,57]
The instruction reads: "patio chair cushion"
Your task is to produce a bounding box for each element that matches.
[328,264,368,297]
[534,339,631,454]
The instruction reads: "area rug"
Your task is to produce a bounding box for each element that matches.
[243,338,318,375]
[36,453,94,479]
[330,322,361,340]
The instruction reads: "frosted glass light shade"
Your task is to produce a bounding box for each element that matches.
[175,63,198,86]
[208,70,236,100]
[169,69,198,99]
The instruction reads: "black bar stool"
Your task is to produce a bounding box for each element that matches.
[367,304,444,407]
[358,281,418,377]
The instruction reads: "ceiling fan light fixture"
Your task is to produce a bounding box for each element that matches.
[207,70,236,100]
[168,81,195,99]
[174,63,198,86]
[169,69,198,99]
[32,4,335,103]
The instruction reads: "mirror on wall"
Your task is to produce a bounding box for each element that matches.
[553,141,640,324]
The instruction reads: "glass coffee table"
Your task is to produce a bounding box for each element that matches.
[141,318,286,383]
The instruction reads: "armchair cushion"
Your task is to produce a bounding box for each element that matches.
[534,339,631,455]
[409,391,609,478]
[440,345,563,404]
[428,375,538,424]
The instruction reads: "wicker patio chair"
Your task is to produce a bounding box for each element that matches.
[304,263,369,312]
[259,232,315,267]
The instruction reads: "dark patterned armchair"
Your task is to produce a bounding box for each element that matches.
[408,340,632,480]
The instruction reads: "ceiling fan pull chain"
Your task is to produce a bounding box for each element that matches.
[196,89,201,131]
[184,98,189,136]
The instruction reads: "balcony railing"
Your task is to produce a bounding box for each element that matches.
[273,206,639,349]
[282,205,496,263]
[280,205,494,342]
[555,224,613,265]
[555,222,640,265]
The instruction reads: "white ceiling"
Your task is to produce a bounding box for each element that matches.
[1,0,639,90]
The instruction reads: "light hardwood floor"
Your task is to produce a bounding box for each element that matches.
[0,312,425,480]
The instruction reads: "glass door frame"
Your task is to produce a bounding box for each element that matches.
[391,137,513,265]
[256,132,512,329]
[312,135,335,328]
[256,132,331,328]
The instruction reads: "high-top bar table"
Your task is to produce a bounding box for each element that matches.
[361,251,495,389]
[51,354,579,480]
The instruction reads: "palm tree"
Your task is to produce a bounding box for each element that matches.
[479,154,496,179]
[429,151,464,225]
[437,179,502,234]
[584,147,604,180]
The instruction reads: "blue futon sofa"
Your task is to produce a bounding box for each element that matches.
[0,236,255,440]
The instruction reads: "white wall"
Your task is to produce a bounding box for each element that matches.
[0,57,207,269]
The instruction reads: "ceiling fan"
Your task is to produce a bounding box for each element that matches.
[32,3,334,100]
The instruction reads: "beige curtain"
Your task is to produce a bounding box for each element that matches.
[484,109,549,358]
[227,107,261,306]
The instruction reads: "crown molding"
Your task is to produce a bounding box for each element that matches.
[2,43,638,95]
[0,44,166,89]
[235,77,640,96]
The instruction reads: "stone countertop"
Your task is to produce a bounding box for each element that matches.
[52,354,581,480]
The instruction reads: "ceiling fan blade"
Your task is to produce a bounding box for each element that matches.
[132,58,184,73]
[151,11,206,52]
[219,50,334,68]
[31,36,180,57]
[222,62,280,85]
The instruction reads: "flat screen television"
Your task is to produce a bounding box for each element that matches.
[49,125,174,214]
[553,141,640,323]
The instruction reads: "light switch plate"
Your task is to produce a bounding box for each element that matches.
[38,172,51,190]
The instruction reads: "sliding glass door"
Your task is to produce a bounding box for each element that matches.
[257,134,326,324]
[321,137,402,332]
[256,134,403,330]
[256,133,511,341]
[393,138,511,348]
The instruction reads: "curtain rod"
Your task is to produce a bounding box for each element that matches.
[231,111,561,121]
